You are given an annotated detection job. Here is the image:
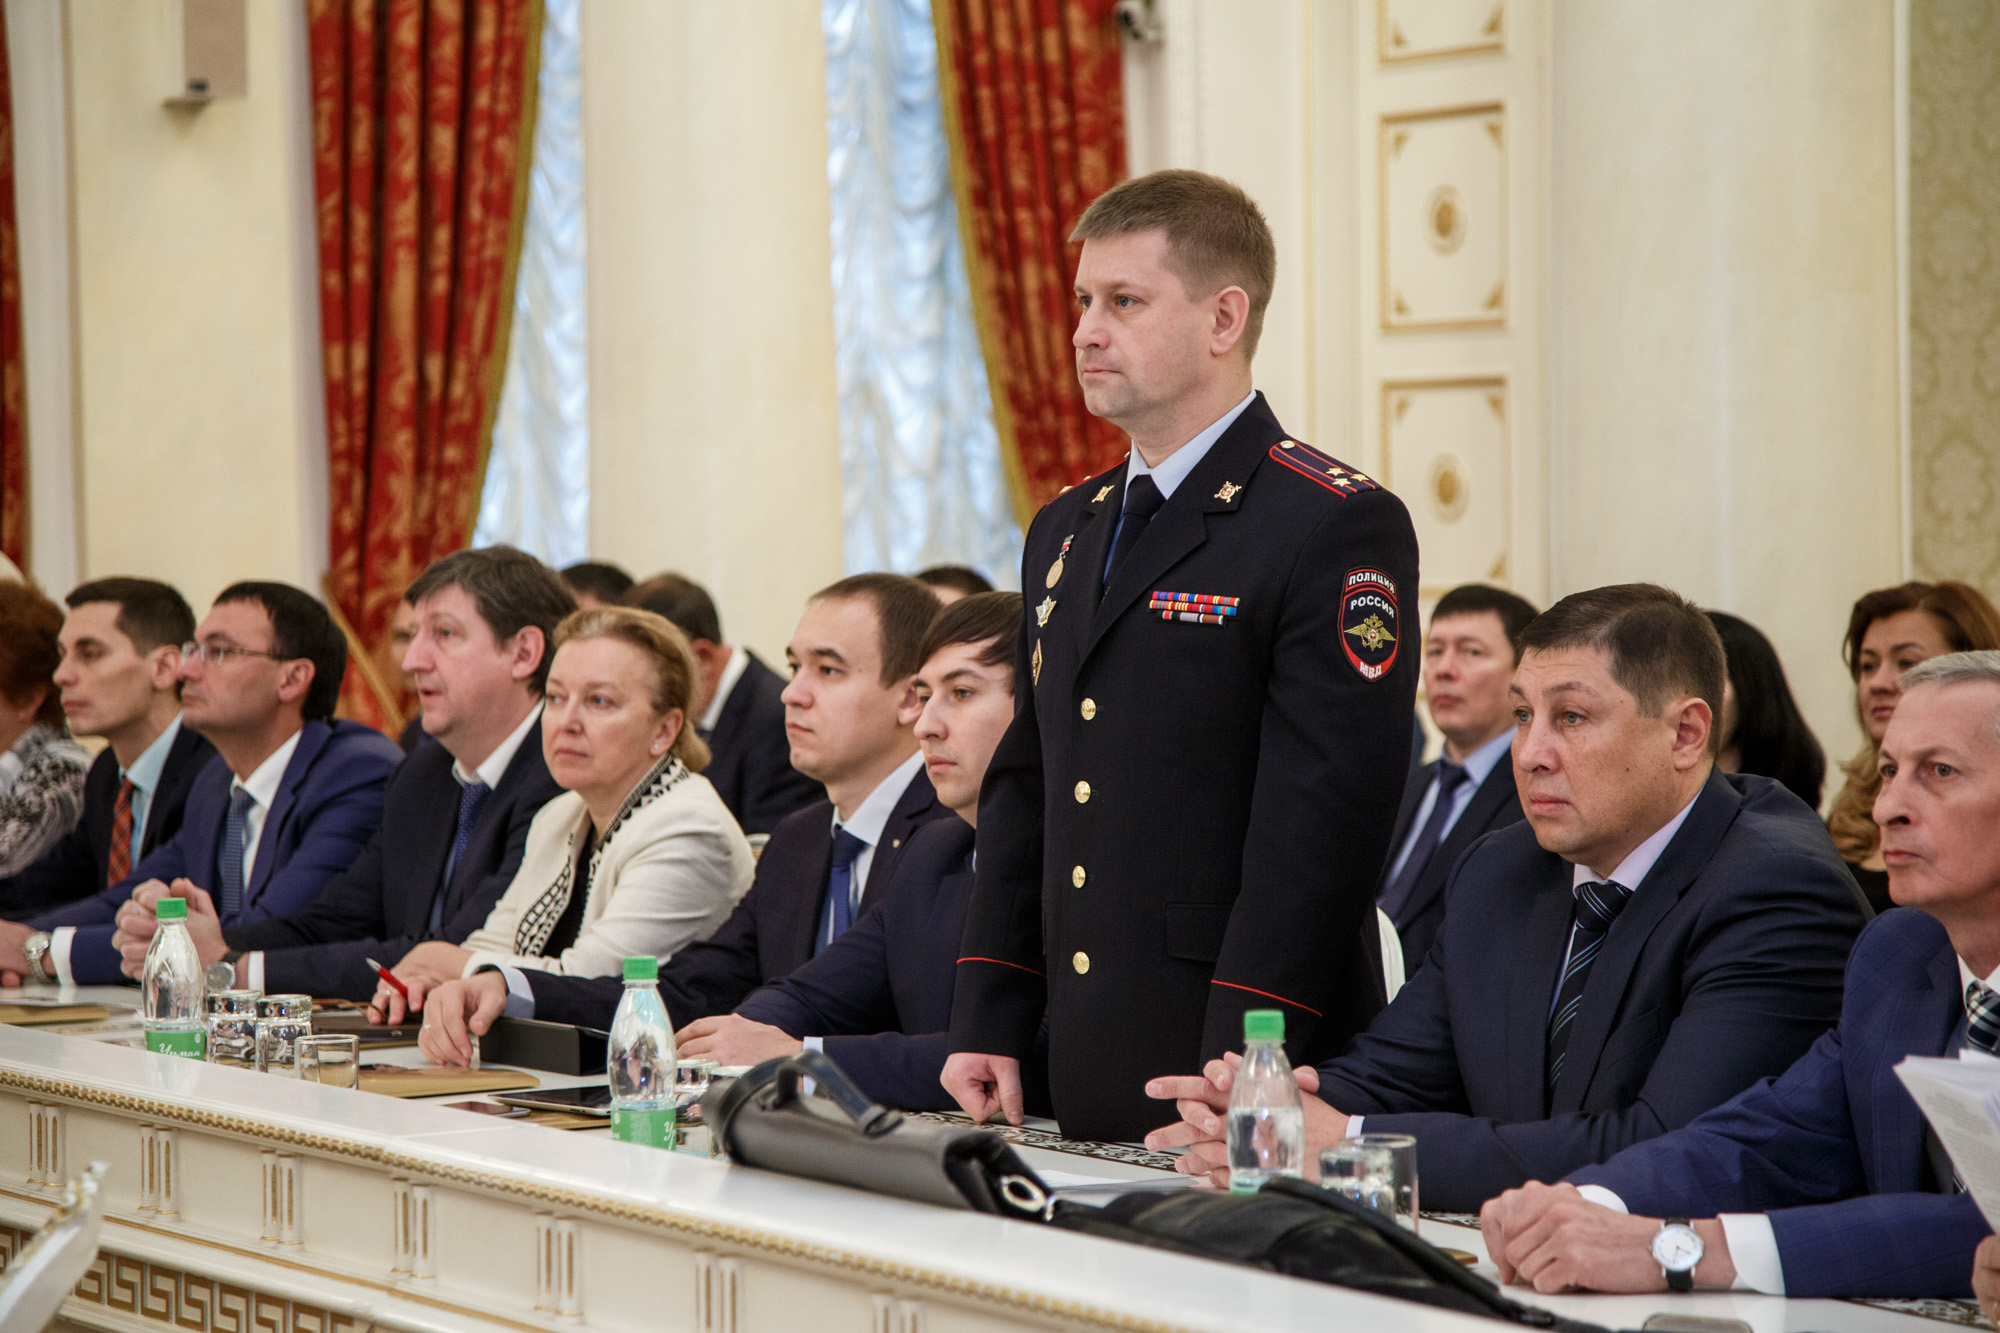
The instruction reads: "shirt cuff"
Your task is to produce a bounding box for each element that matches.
[49,927,75,987]
[803,1036,824,1054]
[1717,1213,1784,1295]
[1345,1115,1364,1137]
[1575,1184,1628,1213]
[244,951,265,993]
[490,965,535,1020]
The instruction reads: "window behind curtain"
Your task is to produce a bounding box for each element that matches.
[824,0,1020,586]
[475,0,588,565]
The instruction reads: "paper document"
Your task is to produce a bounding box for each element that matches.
[1896,1056,2000,1230]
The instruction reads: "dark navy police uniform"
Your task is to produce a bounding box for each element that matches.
[951,391,1421,1141]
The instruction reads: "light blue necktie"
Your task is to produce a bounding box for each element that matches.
[217,786,256,919]
[814,829,869,955]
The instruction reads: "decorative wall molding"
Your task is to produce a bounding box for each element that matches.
[695,1250,743,1333]
[534,1213,581,1317]
[1382,377,1511,594]
[259,1151,302,1245]
[136,1124,181,1216]
[1378,0,1505,65]
[26,1100,65,1187]
[1379,104,1508,332]
[875,1293,930,1333]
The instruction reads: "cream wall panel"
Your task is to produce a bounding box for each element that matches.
[581,1,842,665]
[1379,0,1506,65]
[1547,0,1902,777]
[1380,103,1506,331]
[65,0,320,612]
[1383,378,1508,593]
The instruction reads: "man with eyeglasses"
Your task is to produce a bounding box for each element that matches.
[0,582,403,986]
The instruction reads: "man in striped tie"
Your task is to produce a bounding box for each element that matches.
[1486,649,2000,1301]
[1144,585,1866,1212]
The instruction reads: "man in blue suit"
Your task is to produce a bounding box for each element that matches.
[1144,585,1866,1211]
[673,591,1024,1111]
[1482,650,2000,1300]
[2,582,401,986]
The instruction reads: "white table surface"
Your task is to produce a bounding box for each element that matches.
[12,983,1990,1333]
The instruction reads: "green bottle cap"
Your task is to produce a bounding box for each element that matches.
[1243,1009,1284,1042]
[155,897,189,921]
[623,955,659,982]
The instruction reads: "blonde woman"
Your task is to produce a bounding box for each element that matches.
[380,607,753,1010]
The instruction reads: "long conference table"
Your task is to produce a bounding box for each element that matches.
[0,988,1988,1333]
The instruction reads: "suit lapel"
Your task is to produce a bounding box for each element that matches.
[1081,408,1272,666]
[246,723,329,905]
[1380,763,1434,887]
[1062,472,1122,666]
[708,656,760,758]
[1396,762,1516,927]
[1552,773,1741,1113]
[1506,858,1578,1116]
[405,762,461,932]
[145,726,213,857]
[1871,941,1963,1191]
[860,773,940,912]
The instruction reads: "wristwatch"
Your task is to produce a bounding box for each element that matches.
[21,931,53,983]
[1652,1217,1703,1292]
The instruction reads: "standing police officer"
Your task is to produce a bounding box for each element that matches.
[943,170,1421,1141]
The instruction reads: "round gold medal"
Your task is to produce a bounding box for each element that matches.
[1045,556,1064,589]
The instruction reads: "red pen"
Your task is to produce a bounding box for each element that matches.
[366,957,410,1002]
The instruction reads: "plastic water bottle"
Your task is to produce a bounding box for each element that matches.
[1226,1008,1304,1194]
[607,955,676,1148]
[142,897,206,1060]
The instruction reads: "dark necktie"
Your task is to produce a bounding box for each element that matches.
[429,780,491,934]
[217,786,256,919]
[106,779,137,886]
[1377,760,1470,921]
[1101,473,1167,593]
[1967,981,2000,1055]
[1545,879,1636,1103]
[815,828,869,955]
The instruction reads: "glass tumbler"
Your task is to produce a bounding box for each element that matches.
[205,989,262,1067]
[1320,1133,1420,1233]
[296,1033,360,1089]
[255,994,314,1076]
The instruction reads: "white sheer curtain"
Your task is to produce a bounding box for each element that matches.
[474,0,588,565]
[824,0,1020,586]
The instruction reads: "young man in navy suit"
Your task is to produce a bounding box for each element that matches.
[0,579,214,919]
[1485,651,2000,1300]
[625,573,818,835]
[109,548,572,1002]
[1145,585,1866,1210]
[1379,584,1539,967]
[415,574,955,1059]
[3,583,403,986]
[673,591,1022,1110]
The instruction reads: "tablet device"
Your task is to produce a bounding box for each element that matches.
[490,1086,615,1117]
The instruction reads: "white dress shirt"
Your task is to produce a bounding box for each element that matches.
[1379,728,1514,887]
[121,713,185,852]
[699,646,750,735]
[1120,390,1256,504]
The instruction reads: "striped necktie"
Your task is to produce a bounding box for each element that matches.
[217,786,256,919]
[1546,879,1636,1104]
[106,780,137,886]
[1967,981,2000,1056]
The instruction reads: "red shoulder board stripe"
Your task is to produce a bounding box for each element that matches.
[1268,439,1381,496]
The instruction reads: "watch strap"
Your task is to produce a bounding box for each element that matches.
[1663,1217,1694,1292]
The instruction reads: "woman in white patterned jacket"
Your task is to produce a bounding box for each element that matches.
[383,606,754,1000]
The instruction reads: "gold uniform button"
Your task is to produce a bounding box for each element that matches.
[1073,951,1090,975]
[1080,697,1097,720]
[1074,780,1092,804]
[1072,865,1086,888]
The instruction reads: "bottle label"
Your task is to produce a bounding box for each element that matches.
[611,1106,676,1148]
[146,1028,206,1060]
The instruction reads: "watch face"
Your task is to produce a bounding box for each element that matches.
[1652,1224,1704,1271]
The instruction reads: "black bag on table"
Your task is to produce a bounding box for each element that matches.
[1049,1176,1611,1331]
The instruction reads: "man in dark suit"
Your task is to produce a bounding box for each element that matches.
[415,575,954,1059]
[2,582,403,985]
[1145,586,1867,1212]
[0,579,213,919]
[1482,652,2000,1300]
[109,549,573,1001]
[625,573,818,834]
[1380,584,1539,967]
[677,592,1023,1111]
[946,170,1420,1142]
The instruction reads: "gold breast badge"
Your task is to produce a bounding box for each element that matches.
[1214,481,1241,502]
[1092,484,1115,503]
[1046,533,1076,589]
[1036,596,1056,628]
[1032,639,1044,685]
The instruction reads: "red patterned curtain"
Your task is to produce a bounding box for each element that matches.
[0,13,26,572]
[934,0,1127,526]
[309,0,542,731]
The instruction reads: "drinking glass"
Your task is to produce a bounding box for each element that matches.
[255,994,314,1076]
[296,1034,360,1089]
[205,989,262,1067]
[675,1057,717,1107]
[1320,1132,1420,1233]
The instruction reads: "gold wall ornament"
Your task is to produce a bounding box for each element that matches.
[1431,453,1470,523]
[1378,0,1506,65]
[1427,186,1467,254]
[1379,103,1508,332]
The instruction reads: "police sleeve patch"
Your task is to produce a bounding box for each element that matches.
[1339,569,1400,680]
